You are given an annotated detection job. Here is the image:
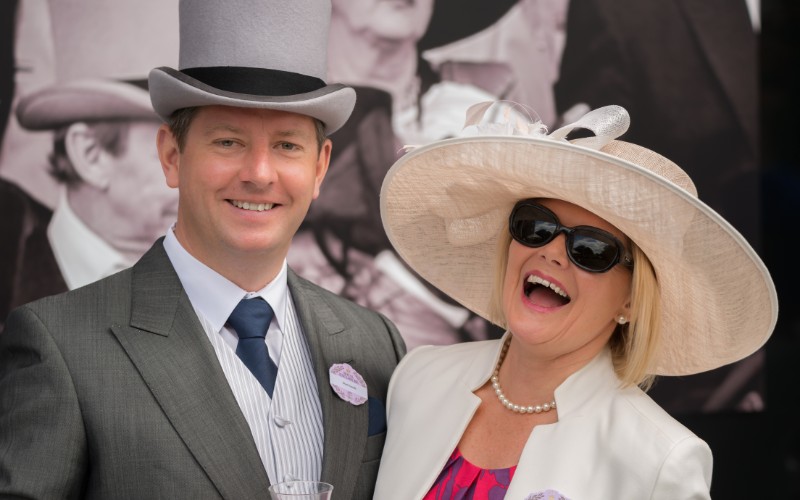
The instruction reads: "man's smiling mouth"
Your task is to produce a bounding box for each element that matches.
[230,200,275,212]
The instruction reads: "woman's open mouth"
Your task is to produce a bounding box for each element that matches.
[524,274,571,307]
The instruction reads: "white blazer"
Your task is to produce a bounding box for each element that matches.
[374,336,712,499]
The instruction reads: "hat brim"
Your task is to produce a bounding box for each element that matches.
[16,80,157,130]
[148,67,356,135]
[380,136,778,376]
[417,0,518,51]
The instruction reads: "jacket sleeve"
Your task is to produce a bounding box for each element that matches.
[0,305,87,499]
[651,435,713,499]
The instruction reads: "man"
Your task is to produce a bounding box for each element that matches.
[0,0,180,326]
[0,1,405,499]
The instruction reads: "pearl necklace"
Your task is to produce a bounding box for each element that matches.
[491,338,557,414]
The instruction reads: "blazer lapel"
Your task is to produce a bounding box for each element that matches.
[677,0,759,153]
[287,270,367,500]
[110,241,270,499]
[379,341,498,499]
[408,383,482,499]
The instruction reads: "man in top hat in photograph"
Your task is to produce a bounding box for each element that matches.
[0,0,405,498]
[0,0,180,329]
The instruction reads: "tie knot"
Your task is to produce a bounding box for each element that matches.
[228,297,274,340]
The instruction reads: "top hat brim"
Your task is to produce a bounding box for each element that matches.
[417,0,519,51]
[16,80,158,131]
[149,67,356,135]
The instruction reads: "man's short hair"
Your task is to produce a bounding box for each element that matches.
[167,107,327,152]
[49,121,131,185]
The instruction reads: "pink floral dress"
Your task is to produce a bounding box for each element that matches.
[423,448,516,500]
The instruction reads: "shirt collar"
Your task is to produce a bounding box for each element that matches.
[48,191,132,290]
[162,226,288,333]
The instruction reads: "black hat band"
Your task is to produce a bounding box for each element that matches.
[181,66,326,97]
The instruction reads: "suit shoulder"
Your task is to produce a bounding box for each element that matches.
[22,267,133,318]
[287,269,406,355]
[289,270,389,322]
[0,179,51,218]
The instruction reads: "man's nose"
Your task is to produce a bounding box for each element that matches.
[239,146,277,184]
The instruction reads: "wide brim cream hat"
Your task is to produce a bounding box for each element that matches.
[148,0,355,135]
[16,0,180,130]
[380,102,778,376]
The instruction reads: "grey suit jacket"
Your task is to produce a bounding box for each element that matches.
[0,239,405,499]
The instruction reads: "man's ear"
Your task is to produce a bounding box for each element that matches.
[157,124,180,188]
[312,138,332,200]
[65,122,113,189]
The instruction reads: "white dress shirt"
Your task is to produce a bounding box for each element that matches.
[47,192,131,290]
[163,227,323,483]
[745,0,760,32]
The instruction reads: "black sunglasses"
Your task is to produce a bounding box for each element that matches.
[509,200,633,273]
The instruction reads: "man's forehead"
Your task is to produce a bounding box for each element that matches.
[195,106,316,130]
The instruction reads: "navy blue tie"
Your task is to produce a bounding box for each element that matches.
[228,297,278,397]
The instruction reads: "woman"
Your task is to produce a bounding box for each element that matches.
[373,103,777,499]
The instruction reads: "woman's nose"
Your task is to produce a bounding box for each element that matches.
[539,232,569,268]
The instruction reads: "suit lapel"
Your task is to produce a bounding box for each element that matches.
[677,0,758,153]
[288,270,367,500]
[110,241,270,499]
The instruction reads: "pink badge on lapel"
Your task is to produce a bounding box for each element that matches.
[525,490,570,500]
[329,363,368,405]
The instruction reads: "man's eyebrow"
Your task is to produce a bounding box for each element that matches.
[275,129,310,138]
[273,129,313,142]
[201,125,311,139]
[201,124,243,136]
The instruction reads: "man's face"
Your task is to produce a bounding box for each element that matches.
[159,105,331,275]
[85,120,178,260]
[333,0,435,41]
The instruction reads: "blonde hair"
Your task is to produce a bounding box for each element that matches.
[610,243,661,389]
[487,227,662,390]
[488,229,512,327]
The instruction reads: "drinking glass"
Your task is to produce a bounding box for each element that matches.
[268,480,333,500]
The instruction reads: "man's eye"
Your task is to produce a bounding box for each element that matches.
[279,142,300,151]
[216,139,237,147]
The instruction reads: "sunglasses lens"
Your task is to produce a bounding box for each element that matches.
[511,205,557,247]
[510,201,629,273]
[570,230,620,272]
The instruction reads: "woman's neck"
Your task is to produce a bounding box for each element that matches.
[497,335,606,404]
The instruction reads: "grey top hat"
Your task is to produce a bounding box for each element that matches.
[148,0,356,134]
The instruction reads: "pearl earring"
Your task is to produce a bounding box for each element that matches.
[616,315,628,325]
